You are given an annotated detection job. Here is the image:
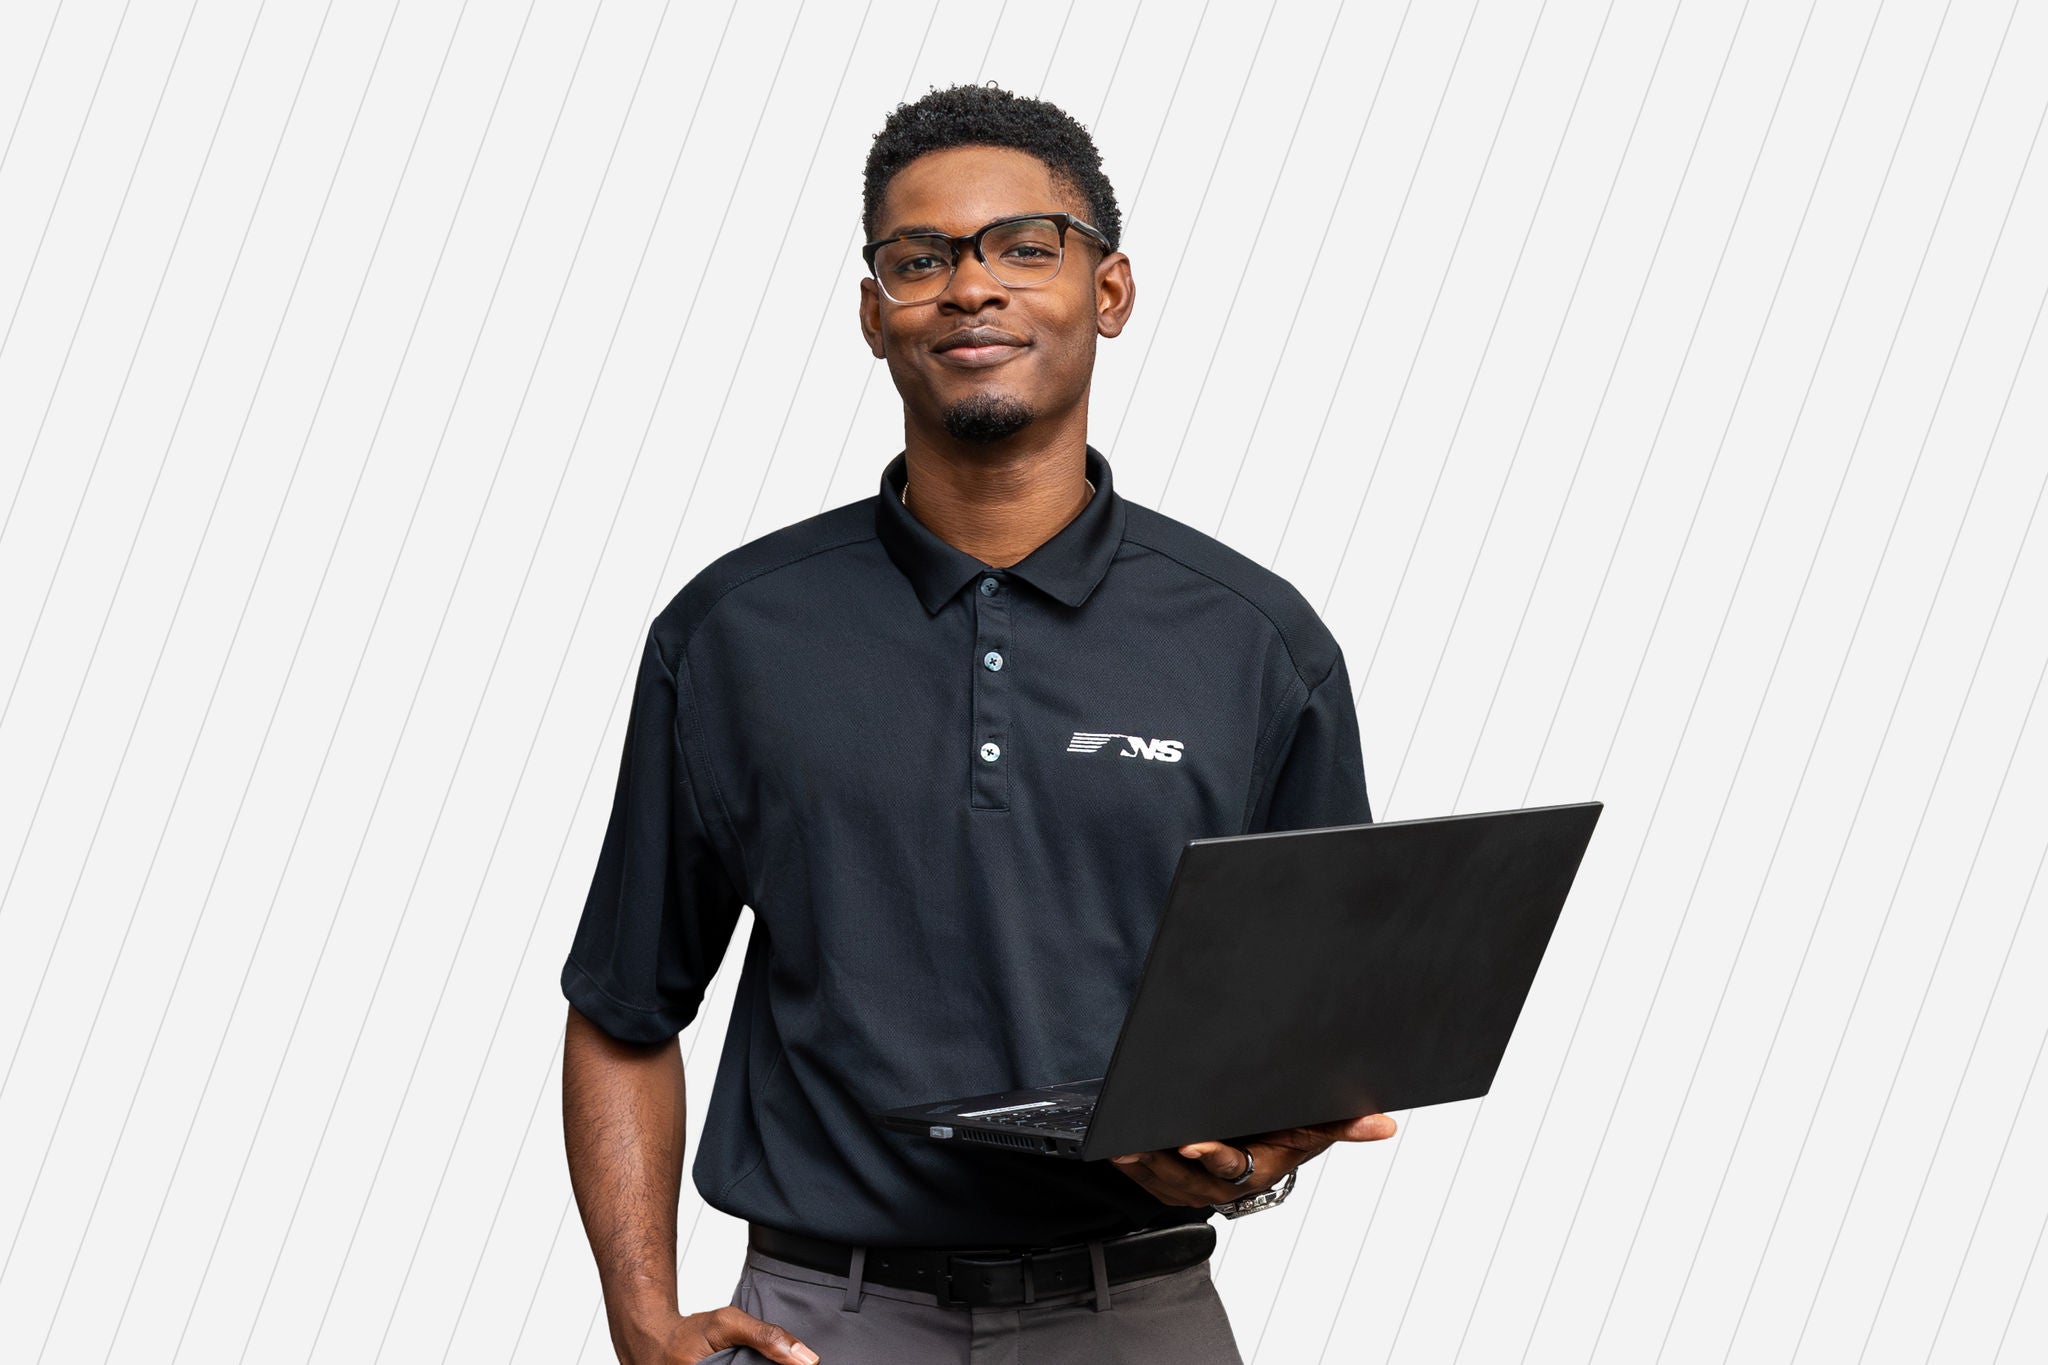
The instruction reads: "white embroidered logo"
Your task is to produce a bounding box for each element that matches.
[1067,732,1184,762]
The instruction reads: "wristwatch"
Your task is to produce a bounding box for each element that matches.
[1212,1167,1297,1219]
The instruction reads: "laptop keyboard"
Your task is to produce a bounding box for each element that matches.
[975,1103,1094,1133]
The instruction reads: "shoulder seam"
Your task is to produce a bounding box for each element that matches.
[647,630,678,685]
[676,528,877,652]
[1306,650,1342,692]
[1121,525,1320,687]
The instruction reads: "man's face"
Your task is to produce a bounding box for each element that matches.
[859,145,1134,445]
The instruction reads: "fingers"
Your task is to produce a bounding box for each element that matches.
[1175,1140,1252,1181]
[1110,1115,1399,1209]
[1110,1148,1256,1206]
[699,1306,819,1364]
[1110,1150,1212,1206]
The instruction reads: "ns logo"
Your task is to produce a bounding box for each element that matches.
[1067,732,1184,762]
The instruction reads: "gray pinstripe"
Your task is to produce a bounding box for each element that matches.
[1851,642,2048,1364]
[1101,0,1282,466]
[1722,120,2046,1365]
[0,0,203,745]
[1804,103,2048,1365]
[1723,355,2047,1363]
[0,2,350,1355]
[1513,0,1977,1352]
[1931,989,2047,1358]
[1212,0,1417,560]
[0,0,69,188]
[1996,1198,2048,1359]
[1920,390,2048,1339]
[0,0,280,1352]
[0,0,270,1152]
[234,1,824,1356]
[1605,33,2042,1363]
[0,0,135,395]
[0,0,398,1356]
[1361,0,1632,1351]
[1154,0,1345,508]
[1657,312,2047,1357]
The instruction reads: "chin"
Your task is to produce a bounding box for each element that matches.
[941,390,1037,444]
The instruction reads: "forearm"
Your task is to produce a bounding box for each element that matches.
[563,1005,689,1328]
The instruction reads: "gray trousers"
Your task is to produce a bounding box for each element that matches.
[699,1243,1248,1364]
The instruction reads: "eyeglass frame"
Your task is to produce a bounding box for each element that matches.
[861,211,1113,304]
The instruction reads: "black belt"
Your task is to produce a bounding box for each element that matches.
[746,1220,1216,1309]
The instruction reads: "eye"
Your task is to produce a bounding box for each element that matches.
[879,238,953,280]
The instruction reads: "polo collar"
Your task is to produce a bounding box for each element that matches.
[875,444,1127,614]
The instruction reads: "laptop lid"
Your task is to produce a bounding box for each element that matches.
[1076,801,1602,1160]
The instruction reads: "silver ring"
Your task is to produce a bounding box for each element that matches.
[1226,1144,1256,1186]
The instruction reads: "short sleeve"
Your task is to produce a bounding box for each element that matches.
[561,630,747,1042]
[1248,646,1374,833]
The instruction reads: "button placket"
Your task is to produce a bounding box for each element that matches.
[970,575,1010,810]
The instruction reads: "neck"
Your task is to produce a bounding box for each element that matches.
[898,415,1094,568]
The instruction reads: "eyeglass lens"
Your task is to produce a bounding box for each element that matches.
[873,217,1068,302]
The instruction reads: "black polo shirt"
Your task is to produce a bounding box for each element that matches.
[561,444,1373,1248]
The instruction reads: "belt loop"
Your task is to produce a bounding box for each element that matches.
[1088,1238,1113,1313]
[1021,1251,1035,1306]
[842,1245,867,1313]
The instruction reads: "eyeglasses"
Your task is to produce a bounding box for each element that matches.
[862,212,1111,304]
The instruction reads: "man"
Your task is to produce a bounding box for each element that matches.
[561,82,1396,1364]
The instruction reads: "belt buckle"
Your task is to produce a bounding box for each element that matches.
[941,1248,1025,1309]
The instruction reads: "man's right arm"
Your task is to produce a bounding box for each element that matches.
[562,1005,818,1365]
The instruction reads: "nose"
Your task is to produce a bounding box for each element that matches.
[936,246,1009,313]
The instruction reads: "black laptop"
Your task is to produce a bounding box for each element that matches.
[873,801,1602,1160]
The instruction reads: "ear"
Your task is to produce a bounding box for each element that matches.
[858,277,886,359]
[1094,251,1135,340]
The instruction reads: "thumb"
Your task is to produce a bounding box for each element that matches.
[1330,1112,1397,1142]
[703,1306,819,1364]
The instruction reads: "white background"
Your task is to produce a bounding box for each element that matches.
[1,1,2045,1361]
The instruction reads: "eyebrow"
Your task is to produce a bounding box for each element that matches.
[874,213,1083,243]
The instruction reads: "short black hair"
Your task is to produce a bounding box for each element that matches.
[863,82,1123,252]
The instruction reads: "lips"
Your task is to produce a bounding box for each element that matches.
[938,346,1024,369]
[935,326,1026,352]
[933,328,1027,370]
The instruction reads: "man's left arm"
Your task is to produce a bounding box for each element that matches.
[1113,644,1398,1207]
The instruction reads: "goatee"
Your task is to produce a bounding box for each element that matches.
[941,391,1035,443]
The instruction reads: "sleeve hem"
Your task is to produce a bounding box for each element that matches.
[561,957,701,1043]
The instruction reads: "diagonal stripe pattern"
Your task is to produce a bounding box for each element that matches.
[0,1,2043,1360]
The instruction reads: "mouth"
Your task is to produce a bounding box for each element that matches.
[933,339,1024,366]
[933,327,1028,369]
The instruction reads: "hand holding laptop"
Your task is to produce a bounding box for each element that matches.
[874,805,1601,1181]
[1109,1111,1398,1206]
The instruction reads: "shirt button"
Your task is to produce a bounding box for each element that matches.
[980,577,999,595]
[979,742,1000,762]
[983,650,1004,671]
